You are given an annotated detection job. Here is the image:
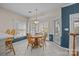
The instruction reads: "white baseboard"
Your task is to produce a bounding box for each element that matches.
[53,42,69,51]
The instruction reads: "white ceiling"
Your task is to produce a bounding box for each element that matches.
[0,3,71,17]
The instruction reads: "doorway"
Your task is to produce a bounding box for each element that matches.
[70,13,79,55]
[53,18,61,45]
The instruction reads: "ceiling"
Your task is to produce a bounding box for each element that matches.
[0,3,71,17]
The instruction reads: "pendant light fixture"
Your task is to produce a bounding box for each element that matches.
[34,9,39,24]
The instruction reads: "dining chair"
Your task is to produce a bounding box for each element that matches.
[27,34,34,49]
[5,29,16,55]
[5,38,15,55]
[41,33,47,50]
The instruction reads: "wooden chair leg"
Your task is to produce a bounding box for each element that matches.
[45,42,46,47]
[31,43,34,52]
[31,46,33,52]
[11,44,15,55]
[5,42,15,55]
[43,42,46,50]
[43,43,45,50]
[27,44,29,49]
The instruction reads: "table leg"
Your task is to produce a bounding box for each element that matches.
[72,35,75,56]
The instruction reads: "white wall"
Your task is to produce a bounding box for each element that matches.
[48,8,61,45]
[0,7,28,34]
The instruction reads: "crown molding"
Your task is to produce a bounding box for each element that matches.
[61,3,75,8]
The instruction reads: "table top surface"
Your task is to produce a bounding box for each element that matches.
[30,35,43,38]
[70,33,79,35]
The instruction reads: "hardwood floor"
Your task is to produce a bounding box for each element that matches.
[0,40,69,56]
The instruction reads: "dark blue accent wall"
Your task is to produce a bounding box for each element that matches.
[61,3,79,48]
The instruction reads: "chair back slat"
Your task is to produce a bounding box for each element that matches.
[43,33,47,41]
[6,29,10,34]
[10,29,16,35]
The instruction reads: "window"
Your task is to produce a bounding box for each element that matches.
[16,21,26,36]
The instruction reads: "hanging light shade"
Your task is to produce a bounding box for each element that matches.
[34,9,39,24]
[34,20,39,24]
